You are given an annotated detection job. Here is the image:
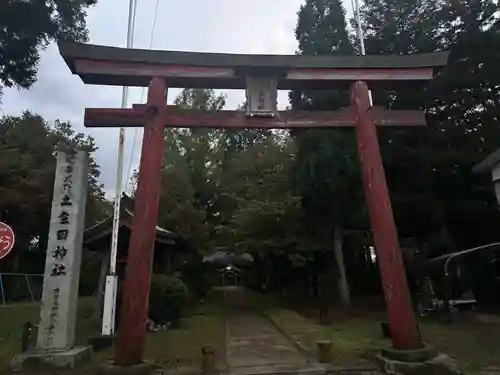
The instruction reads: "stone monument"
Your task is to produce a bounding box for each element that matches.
[11,151,93,370]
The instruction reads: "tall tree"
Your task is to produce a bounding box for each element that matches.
[217,137,302,254]
[291,0,360,308]
[359,0,500,255]
[173,89,226,214]
[291,0,354,110]
[0,112,106,272]
[153,89,227,252]
[295,0,353,56]
[0,0,97,94]
[174,89,226,112]
[360,0,442,56]
[216,136,314,293]
[438,0,499,44]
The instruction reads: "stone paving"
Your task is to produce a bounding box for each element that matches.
[219,286,313,374]
[226,312,309,370]
[222,287,382,375]
[157,286,385,375]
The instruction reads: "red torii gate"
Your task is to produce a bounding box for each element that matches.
[58,42,448,366]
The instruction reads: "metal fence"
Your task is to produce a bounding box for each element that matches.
[0,273,44,306]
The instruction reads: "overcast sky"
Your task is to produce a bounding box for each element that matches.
[1,0,355,199]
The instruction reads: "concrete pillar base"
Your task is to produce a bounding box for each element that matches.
[11,346,93,372]
[376,345,463,375]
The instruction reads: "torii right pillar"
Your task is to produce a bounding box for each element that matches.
[351,81,461,374]
[351,81,420,349]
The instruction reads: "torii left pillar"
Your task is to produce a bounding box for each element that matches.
[114,77,167,366]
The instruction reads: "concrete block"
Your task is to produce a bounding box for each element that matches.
[10,345,93,371]
[376,352,463,375]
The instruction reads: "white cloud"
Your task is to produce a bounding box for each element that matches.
[1,0,355,199]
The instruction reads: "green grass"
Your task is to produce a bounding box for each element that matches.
[266,308,500,373]
[146,304,226,370]
[0,297,102,373]
[0,298,226,374]
[419,320,500,373]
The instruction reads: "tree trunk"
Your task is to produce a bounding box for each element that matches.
[312,274,319,299]
[93,250,110,320]
[333,224,351,309]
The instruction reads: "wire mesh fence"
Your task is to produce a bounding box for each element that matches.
[0,273,44,306]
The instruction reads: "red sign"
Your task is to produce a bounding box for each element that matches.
[0,222,15,260]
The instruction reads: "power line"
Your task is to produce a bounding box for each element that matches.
[125,0,162,194]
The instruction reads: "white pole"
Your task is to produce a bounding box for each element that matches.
[354,0,366,56]
[353,0,373,105]
[101,0,137,337]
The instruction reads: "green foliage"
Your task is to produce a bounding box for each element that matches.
[146,89,229,253]
[360,0,500,252]
[149,90,280,255]
[217,138,305,255]
[360,0,442,56]
[148,275,189,326]
[174,88,226,111]
[437,0,499,44]
[288,0,500,302]
[292,0,363,239]
[0,112,106,273]
[220,128,272,162]
[156,158,210,252]
[295,0,353,56]
[0,0,97,89]
[115,275,190,326]
[0,113,54,247]
[291,0,353,111]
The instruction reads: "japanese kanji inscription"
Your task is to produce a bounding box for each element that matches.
[37,151,88,351]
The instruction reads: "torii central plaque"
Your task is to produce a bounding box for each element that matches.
[58,41,448,366]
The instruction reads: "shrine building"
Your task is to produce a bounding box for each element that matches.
[83,194,198,275]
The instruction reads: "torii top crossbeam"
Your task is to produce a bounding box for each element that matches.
[58,42,448,129]
[58,42,448,90]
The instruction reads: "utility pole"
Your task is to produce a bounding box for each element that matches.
[101,0,136,337]
[352,0,373,105]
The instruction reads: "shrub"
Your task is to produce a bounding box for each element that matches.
[149,274,189,326]
[115,274,189,327]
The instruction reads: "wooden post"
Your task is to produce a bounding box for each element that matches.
[114,77,167,366]
[316,341,332,363]
[201,345,216,374]
[351,81,421,350]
